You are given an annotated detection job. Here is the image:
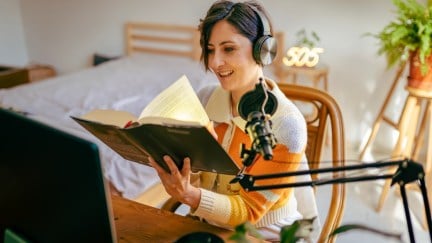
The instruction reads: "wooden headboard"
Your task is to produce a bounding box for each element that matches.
[125,22,201,60]
[125,22,285,70]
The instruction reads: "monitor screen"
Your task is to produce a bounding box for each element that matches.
[0,108,116,243]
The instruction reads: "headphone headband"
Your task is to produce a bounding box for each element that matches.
[249,5,277,66]
[250,6,271,37]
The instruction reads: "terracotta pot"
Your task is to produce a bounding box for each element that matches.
[408,51,432,91]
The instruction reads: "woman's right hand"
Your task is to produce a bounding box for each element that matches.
[148,155,201,210]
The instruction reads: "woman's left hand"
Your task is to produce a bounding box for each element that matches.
[149,155,201,210]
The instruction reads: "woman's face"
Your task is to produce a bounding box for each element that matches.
[207,20,261,97]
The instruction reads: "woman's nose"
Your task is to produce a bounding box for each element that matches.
[210,51,224,68]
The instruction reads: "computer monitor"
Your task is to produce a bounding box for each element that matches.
[0,108,116,243]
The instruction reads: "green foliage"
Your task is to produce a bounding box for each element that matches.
[230,218,315,243]
[229,222,263,243]
[295,28,321,48]
[229,220,404,242]
[374,0,432,73]
[280,221,301,243]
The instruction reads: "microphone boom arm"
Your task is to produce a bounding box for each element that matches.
[237,158,432,243]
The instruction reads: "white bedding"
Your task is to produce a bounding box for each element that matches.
[0,53,218,199]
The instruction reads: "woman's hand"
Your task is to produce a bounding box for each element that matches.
[149,155,201,210]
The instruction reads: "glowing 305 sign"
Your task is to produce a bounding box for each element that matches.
[282,46,324,67]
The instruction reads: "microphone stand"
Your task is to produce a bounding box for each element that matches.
[235,157,432,243]
[234,78,430,241]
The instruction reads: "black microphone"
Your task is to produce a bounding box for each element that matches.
[238,78,277,161]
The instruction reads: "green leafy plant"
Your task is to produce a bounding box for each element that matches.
[230,218,316,243]
[229,222,264,243]
[229,219,404,242]
[294,28,321,48]
[373,0,432,74]
[280,217,314,243]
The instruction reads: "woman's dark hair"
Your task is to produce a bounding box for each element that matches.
[198,0,274,70]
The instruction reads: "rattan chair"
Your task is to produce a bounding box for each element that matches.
[277,83,346,243]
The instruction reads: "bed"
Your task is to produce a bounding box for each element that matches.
[0,22,285,200]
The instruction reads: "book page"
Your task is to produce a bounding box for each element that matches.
[136,116,201,126]
[80,109,138,127]
[138,75,209,126]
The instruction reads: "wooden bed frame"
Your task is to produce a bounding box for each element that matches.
[125,22,201,60]
[125,22,285,70]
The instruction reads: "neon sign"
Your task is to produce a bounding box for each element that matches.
[282,46,324,67]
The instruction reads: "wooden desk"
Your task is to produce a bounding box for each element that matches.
[111,195,259,242]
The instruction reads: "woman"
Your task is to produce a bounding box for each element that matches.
[149,0,308,240]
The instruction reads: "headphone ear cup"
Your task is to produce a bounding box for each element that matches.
[253,35,277,66]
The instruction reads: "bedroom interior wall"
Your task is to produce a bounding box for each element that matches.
[0,0,28,66]
[16,0,410,159]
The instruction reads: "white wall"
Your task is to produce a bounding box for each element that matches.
[19,0,213,73]
[0,0,28,66]
[9,0,412,155]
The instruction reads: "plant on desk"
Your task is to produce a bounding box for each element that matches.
[230,219,402,243]
[229,219,317,243]
[229,222,263,243]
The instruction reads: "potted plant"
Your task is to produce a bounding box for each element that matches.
[229,219,403,243]
[373,0,432,90]
[294,28,321,48]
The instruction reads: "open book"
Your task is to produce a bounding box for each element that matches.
[72,75,239,175]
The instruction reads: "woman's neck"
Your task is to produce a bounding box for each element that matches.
[231,66,264,117]
[231,73,265,117]
[230,95,239,117]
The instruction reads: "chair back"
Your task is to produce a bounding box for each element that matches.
[277,83,346,243]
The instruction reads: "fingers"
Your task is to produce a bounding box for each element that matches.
[148,156,196,207]
[163,155,180,175]
[181,157,191,177]
[148,156,164,174]
[149,155,191,178]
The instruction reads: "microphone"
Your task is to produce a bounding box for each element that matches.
[238,78,277,161]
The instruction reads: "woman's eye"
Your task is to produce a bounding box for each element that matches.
[224,47,234,52]
[207,49,214,54]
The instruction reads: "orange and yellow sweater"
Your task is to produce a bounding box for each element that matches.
[191,79,307,229]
